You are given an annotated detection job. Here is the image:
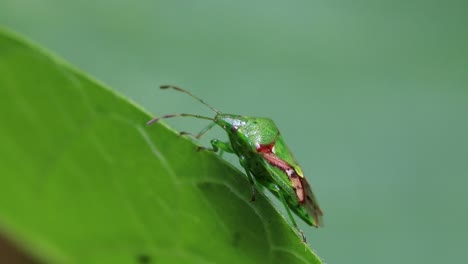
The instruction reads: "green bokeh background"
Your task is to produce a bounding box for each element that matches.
[1,1,467,263]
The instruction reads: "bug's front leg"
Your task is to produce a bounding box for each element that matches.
[238,155,257,202]
[197,139,234,157]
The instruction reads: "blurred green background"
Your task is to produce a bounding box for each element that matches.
[1,0,467,263]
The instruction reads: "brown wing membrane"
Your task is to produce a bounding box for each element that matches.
[300,176,324,227]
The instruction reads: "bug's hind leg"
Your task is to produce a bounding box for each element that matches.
[268,184,307,243]
[238,155,257,202]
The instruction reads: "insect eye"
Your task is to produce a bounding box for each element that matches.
[231,126,239,132]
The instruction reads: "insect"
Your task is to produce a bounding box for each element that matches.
[147,85,323,241]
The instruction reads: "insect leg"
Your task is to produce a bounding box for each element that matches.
[197,139,234,158]
[211,139,234,157]
[198,139,234,153]
[238,156,257,202]
[270,184,307,242]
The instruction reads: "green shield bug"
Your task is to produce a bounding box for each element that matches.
[147,85,323,242]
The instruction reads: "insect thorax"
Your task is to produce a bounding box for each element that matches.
[215,115,279,146]
[216,114,280,183]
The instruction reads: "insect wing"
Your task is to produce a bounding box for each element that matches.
[259,150,323,227]
[300,176,323,227]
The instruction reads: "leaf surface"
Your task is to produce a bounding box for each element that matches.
[0,29,322,264]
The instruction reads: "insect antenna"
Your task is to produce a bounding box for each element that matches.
[146,113,214,126]
[160,85,221,114]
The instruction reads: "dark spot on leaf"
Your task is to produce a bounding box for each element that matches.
[232,231,241,247]
[138,254,151,264]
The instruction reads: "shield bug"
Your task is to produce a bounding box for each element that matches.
[147,85,323,241]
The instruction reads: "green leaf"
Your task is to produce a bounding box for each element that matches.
[0,28,322,264]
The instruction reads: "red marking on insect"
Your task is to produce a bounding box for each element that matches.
[259,151,306,203]
[256,132,280,154]
[256,143,275,153]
